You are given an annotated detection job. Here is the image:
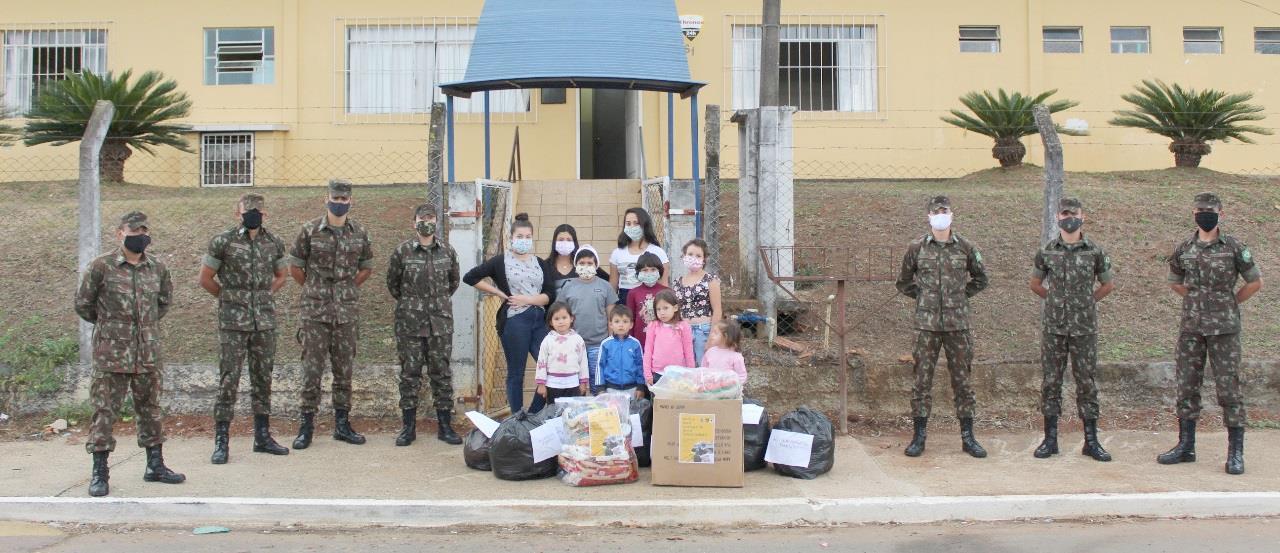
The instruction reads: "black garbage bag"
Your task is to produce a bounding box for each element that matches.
[630,397,653,467]
[463,428,492,471]
[742,398,771,471]
[488,408,559,480]
[771,406,834,480]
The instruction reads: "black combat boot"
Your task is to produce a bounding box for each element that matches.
[292,412,314,450]
[1156,418,1196,464]
[1226,426,1245,475]
[395,408,417,446]
[210,420,230,464]
[88,451,109,497]
[142,445,186,484]
[253,414,289,455]
[904,417,928,457]
[1034,416,1059,459]
[437,409,462,445]
[960,417,987,458]
[1082,419,1112,462]
[333,409,366,445]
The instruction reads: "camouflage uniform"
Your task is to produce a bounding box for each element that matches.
[203,194,288,422]
[386,234,460,411]
[1032,231,1113,420]
[896,199,989,419]
[75,212,172,454]
[288,193,374,414]
[1167,201,1259,428]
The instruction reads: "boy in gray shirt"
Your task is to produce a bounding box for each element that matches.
[557,245,618,393]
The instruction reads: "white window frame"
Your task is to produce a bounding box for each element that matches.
[1,26,108,114]
[1183,27,1223,54]
[204,27,274,85]
[200,132,255,187]
[1110,26,1150,54]
[1043,26,1083,53]
[959,25,1000,53]
[1255,27,1280,54]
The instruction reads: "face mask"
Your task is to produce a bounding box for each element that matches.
[1195,212,1219,232]
[683,255,704,271]
[555,240,576,256]
[416,221,436,237]
[511,238,533,255]
[637,271,660,286]
[576,265,597,279]
[327,201,350,217]
[123,234,151,254]
[1058,216,1082,234]
[241,210,263,230]
[928,212,952,231]
[624,225,643,241]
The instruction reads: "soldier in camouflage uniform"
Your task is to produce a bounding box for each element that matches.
[1158,192,1261,475]
[1029,198,1117,462]
[895,195,990,458]
[386,204,462,446]
[287,179,375,448]
[75,211,185,497]
[199,194,291,464]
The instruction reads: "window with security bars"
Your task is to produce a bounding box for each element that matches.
[1043,27,1083,53]
[201,133,254,187]
[1111,27,1150,54]
[1184,27,1223,54]
[204,28,274,85]
[1,28,107,113]
[959,26,1000,53]
[1256,28,1280,54]
[729,21,879,113]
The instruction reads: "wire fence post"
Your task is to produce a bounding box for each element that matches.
[427,102,446,236]
[1033,104,1064,247]
[704,104,721,275]
[77,100,114,367]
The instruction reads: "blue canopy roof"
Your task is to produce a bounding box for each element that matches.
[440,0,704,98]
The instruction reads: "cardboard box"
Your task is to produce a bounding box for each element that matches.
[650,399,744,487]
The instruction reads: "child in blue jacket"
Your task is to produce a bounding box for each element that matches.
[597,304,645,398]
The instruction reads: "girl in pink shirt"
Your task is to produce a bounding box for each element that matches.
[702,320,747,386]
[643,290,694,385]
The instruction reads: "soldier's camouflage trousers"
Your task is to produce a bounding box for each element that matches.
[911,330,977,419]
[298,319,357,413]
[214,329,276,422]
[85,370,165,454]
[1040,331,1101,419]
[396,334,454,411]
[1176,332,1246,427]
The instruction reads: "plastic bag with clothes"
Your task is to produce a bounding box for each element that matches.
[771,406,835,480]
[630,397,653,467]
[554,393,639,486]
[488,407,559,481]
[648,366,743,400]
[463,428,492,471]
[742,398,771,471]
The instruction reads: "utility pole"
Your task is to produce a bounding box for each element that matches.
[760,0,781,107]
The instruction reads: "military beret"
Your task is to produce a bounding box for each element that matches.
[1194,192,1221,210]
[240,193,265,211]
[926,195,951,212]
[1059,197,1083,213]
[328,179,353,197]
[119,211,148,231]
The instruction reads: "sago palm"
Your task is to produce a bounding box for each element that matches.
[1110,79,1270,168]
[24,69,192,182]
[941,88,1084,168]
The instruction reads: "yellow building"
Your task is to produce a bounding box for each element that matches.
[2,0,1279,186]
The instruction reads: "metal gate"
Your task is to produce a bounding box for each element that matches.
[476,178,516,414]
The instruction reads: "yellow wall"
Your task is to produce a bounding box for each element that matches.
[2,0,1278,185]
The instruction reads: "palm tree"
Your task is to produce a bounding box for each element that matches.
[0,93,17,147]
[941,89,1084,168]
[1110,80,1271,168]
[23,69,192,182]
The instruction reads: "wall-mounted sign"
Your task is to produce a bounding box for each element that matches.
[680,15,703,40]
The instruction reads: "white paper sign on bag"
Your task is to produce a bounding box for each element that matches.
[741,403,765,425]
[529,419,563,463]
[464,411,500,438]
[629,413,644,445]
[764,429,814,467]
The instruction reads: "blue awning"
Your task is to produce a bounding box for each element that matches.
[440,0,705,98]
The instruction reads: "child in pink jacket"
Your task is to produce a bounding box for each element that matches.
[702,320,747,386]
[643,290,694,385]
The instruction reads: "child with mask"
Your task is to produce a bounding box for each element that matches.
[555,245,618,393]
[672,239,722,365]
[625,252,668,349]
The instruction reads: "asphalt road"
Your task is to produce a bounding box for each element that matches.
[3,518,1278,553]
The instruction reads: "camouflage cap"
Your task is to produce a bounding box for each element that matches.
[328,179,353,198]
[413,203,438,220]
[926,195,951,212]
[1194,192,1222,210]
[119,210,148,231]
[240,193,265,211]
[1058,197,1083,213]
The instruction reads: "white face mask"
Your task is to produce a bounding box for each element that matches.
[576,265,597,279]
[554,240,575,256]
[928,212,953,231]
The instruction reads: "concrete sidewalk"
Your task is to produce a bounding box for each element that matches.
[1,429,1277,526]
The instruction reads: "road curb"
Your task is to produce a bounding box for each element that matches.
[2,492,1280,527]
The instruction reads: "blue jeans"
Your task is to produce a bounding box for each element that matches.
[499,307,548,414]
[586,345,602,394]
[617,287,632,306]
[690,322,711,366]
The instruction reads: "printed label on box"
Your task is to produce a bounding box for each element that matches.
[678,413,716,464]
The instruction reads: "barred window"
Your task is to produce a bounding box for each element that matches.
[960,26,1000,53]
[1111,27,1150,54]
[204,28,274,85]
[1256,28,1280,54]
[201,133,254,187]
[1184,27,1223,54]
[1,28,108,113]
[1043,27,1083,53]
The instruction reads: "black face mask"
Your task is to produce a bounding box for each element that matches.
[327,201,351,217]
[242,209,263,230]
[123,234,151,254]
[1057,216,1083,234]
[1195,211,1220,232]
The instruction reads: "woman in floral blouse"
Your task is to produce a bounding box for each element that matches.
[671,239,722,366]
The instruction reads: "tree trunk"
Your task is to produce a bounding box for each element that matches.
[99,140,132,183]
[992,137,1026,168]
[1170,139,1211,168]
